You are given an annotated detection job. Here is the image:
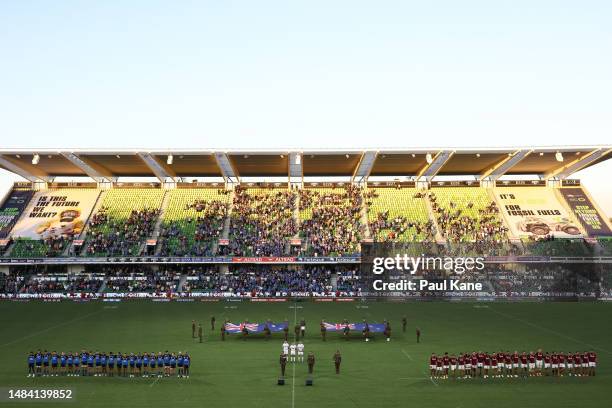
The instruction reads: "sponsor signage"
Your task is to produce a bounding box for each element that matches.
[560,188,612,236]
[0,190,33,238]
[494,187,583,238]
[10,190,99,239]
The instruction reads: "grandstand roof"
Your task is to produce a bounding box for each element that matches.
[0,146,610,182]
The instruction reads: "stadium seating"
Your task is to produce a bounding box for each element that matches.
[84,189,164,257]
[365,187,433,242]
[158,188,230,256]
[299,186,362,256]
[226,187,297,256]
[429,187,507,243]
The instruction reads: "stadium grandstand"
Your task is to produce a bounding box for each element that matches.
[0,147,611,299]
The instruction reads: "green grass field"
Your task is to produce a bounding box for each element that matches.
[0,300,610,408]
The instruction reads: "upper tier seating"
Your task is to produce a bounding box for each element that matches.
[429,187,507,243]
[85,189,164,257]
[226,187,297,256]
[299,186,362,256]
[158,189,230,256]
[365,187,435,242]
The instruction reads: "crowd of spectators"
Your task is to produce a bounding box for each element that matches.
[300,186,362,256]
[158,198,228,257]
[15,273,104,294]
[86,207,160,256]
[224,187,297,256]
[429,192,507,243]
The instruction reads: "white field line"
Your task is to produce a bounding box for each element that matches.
[1,309,104,347]
[488,307,611,355]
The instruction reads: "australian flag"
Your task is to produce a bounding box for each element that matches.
[322,321,387,333]
[224,321,288,334]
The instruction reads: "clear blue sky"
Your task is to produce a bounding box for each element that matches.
[0,1,610,212]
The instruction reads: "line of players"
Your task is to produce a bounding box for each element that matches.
[429,350,597,379]
[282,341,305,362]
[26,350,191,378]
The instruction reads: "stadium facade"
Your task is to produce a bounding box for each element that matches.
[0,146,611,301]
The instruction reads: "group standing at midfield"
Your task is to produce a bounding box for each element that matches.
[429,350,597,379]
[27,350,191,378]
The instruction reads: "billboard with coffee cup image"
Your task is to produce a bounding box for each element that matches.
[9,190,99,239]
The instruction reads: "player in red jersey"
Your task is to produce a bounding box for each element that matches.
[528,351,536,376]
[582,352,589,376]
[512,351,520,378]
[436,355,443,378]
[457,353,465,380]
[543,352,551,376]
[566,352,574,376]
[470,352,477,378]
[535,349,544,376]
[588,351,597,376]
[477,351,485,377]
[490,353,498,378]
[449,354,457,379]
[442,353,450,379]
[558,352,566,377]
[483,353,491,378]
[504,351,512,378]
[496,351,503,377]
[573,352,582,376]
[429,353,437,378]
[464,352,472,378]
[551,352,559,377]
[520,351,528,377]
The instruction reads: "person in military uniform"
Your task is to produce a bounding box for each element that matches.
[333,350,342,374]
[294,324,300,341]
[320,321,326,341]
[211,316,216,331]
[416,327,421,343]
[242,324,249,340]
[283,321,289,341]
[362,320,370,342]
[198,324,203,343]
[263,323,271,340]
[307,352,315,374]
[192,320,196,338]
[343,323,350,340]
[402,316,407,333]
[384,321,391,342]
[220,321,226,341]
[280,353,287,377]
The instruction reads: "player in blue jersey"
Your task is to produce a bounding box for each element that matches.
[163,352,171,377]
[142,353,150,377]
[177,353,184,377]
[101,353,108,377]
[60,352,67,376]
[42,350,50,376]
[183,353,190,378]
[156,352,164,377]
[121,353,128,377]
[35,351,42,377]
[169,353,177,376]
[64,352,74,376]
[27,352,35,377]
[116,353,122,377]
[108,353,115,377]
[94,352,101,376]
[73,352,79,376]
[149,352,156,377]
[51,351,59,376]
[135,354,142,377]
[87,352,94,376]
[80,351,88,376]
[128,353,136,378]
